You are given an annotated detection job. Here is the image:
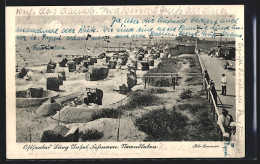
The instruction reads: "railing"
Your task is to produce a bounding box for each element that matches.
[198,53,222,122]
[197,53,225,140]
[197,53,220,121]
[204,78,220,122]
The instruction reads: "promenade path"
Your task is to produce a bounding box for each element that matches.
[199,53,236,120]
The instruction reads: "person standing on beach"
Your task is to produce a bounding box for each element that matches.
[217,108,233,141]
[220,74,227,95]
[216,50,219,58]
[25,88,31,98]
[209,80,217,105]
[203,70,210,91]
[203,70,210,83]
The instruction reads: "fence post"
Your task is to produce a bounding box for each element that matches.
[213,107,215,120]
[203,77,205,89]
[204,78,209,99]
[144,77,146,89]
[29,127,31,143]
[117,127,120,142]
[204,79,207,92]
[171,76,173,89]
[173,77,176,89]
[211,102,213,112]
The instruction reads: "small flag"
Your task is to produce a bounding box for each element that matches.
[87,34,92,38]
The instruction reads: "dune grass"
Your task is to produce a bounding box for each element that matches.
[91,108,121,121]
[135,107,188,141]
[147,88,168,94]
[177,95,219,141]
[179,89,192,99]
[185,75,203,86]
[121,89,161,110]
[182,55,202,73]
[80,129,104,141]
[134,94,219,141]
[144,58,182,87]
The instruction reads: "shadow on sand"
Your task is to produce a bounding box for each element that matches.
[223,94,236,97]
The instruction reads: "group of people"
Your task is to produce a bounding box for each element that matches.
[203,70,235,141]
[209,49,220,58]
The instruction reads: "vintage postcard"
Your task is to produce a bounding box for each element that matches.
[6,5,245,158]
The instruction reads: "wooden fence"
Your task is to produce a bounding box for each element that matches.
[197,53,222,121]
[143,72,203,90]
[204,78,220,121]
[197,53,227,140]
[143,73,178,89]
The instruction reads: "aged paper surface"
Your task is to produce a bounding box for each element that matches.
[6,5,245,159]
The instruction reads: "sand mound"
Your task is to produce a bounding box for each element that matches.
[27,65,46,72]
[52,106,102,123]
[17,98,49,108]
[35,100,62,116]
[16,90,59,107]
[16,78,32,87]
[67,118,147,141]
